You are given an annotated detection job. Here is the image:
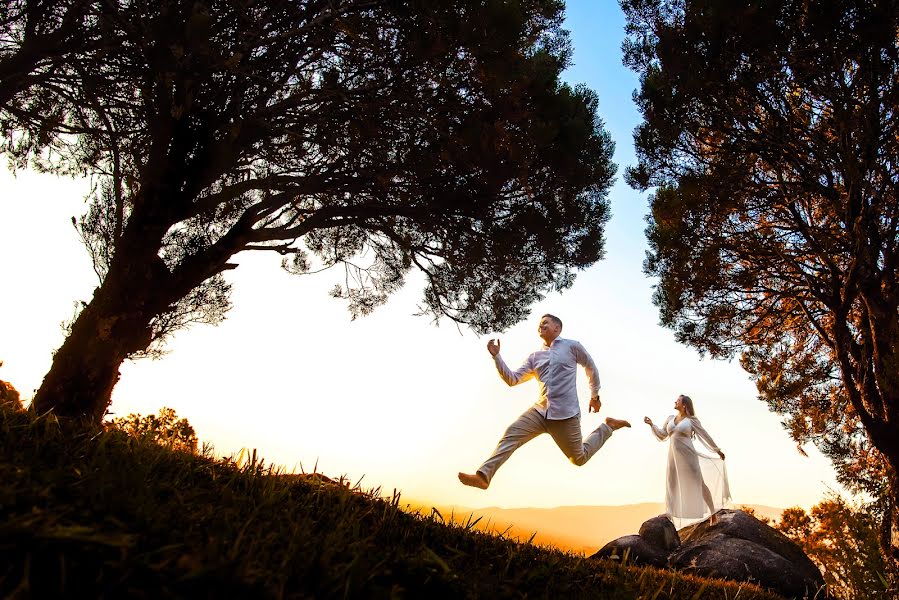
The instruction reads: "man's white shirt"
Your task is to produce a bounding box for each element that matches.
[492,337,600,420]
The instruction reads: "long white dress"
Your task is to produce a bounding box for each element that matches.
[651,415,731,527]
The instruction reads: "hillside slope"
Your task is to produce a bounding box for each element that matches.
[419,502,785,555]
[0,404,786,599]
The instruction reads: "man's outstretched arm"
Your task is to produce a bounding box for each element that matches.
[488,338,534,387]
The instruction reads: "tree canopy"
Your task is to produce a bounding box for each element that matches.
[0,0,103,156]
[776,495,890,599]
[107,406,198,453]
[621,0,899,573]
[3,0,616,421]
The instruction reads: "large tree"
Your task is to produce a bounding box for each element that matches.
[5,0,615,421]
[621,0,899,573]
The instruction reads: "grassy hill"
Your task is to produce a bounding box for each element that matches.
[0,403,787,599]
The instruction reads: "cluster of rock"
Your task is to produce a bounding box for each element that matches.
[591,509,824,599]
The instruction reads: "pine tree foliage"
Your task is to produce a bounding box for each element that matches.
[621,0,899,572]
[1,0,616,419]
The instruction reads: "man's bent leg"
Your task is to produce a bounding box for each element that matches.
[547,416,613,466]
[474,408,546,485]
[580,421,614,463]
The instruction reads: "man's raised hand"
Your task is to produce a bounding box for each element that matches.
[487,339,501,357]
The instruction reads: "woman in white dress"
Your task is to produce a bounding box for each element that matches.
[644,395,731,527]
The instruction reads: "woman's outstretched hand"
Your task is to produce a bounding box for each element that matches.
[643,416,653,426]
[718,450,726,460]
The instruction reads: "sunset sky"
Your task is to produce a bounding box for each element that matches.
[0,2,845,514]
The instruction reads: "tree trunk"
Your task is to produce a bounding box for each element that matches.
[31,264,161,422]
[833,299,899,579]
[882,468,899,590]
[864,296,899,578]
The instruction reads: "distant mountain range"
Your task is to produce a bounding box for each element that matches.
[408,502,785,555]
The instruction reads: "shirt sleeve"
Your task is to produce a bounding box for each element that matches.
[690,417,721,453]
[651,416,670,441]
[572,341,600,395]
[493,353,534,387]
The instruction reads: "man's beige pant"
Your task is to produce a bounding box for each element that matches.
[477,407,613,483]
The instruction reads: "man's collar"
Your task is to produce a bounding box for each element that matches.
[541,336,562,348]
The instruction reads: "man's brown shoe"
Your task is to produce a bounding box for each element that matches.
[605,417,631,431]
[458,472,489,489]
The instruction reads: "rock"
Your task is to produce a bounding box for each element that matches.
[669,536,810,597]
[590,514,680,568]
[592,510,824,599]
[669,510,823,599]
[639,515,680,552]
[679,509,810,567]
[591,535,669,568]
